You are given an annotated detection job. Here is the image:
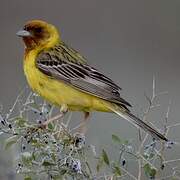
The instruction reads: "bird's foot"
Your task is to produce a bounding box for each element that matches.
[71,112,90,134]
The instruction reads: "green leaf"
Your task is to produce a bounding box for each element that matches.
[149,153,155,159]
[51,153,56,162]
[48,123,54,130]
[42,161,55,166]
[24,176,32,180]
[4,135,18,150]
[32,151,36,160]
[31,139,45,148]
[21,152,33,166]
[112,165,121,176]
[123,140,129,145]
[144,163,156,179]
[52,175,63,179]
[63,138,71,145]
[171,177,179,180]
[111,134,128,145]
[59,169,67,175]
[15,117,27,127]
[102,149,110,166]
[112,134,121,144]
[96,157,104,172]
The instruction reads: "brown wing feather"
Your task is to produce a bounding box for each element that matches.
[36,43,132,109]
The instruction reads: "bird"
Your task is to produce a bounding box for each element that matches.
[16,19,168,141]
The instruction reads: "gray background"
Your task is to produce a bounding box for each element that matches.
[0,0,180,179]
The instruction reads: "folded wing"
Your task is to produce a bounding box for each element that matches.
[36,43,132,109]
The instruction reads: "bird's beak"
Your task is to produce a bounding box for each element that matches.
[16,30,32,37]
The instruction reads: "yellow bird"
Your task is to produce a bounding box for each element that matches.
[17,20,167,141]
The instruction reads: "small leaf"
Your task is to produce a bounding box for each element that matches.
[60,169,67,175]
[48,123,54,130]
[24,176,32,180]
[4,135,18,150]
[31,139,45,148]
[144,163,156,179]
[96,158,104,172]
[112,134,121,144]
[51,174,67,180]
[31,139,38,145]
[102,149,110,166]
[15,117,27,127]
[63,138,71,145]
[112,165,121,176]
[22,152,32,162]
[42,161,55,166]
[149,153,155,159]
[171,177,179,180]
[123,140,129,145]
[51,153,56,162]
[32,151,36,160]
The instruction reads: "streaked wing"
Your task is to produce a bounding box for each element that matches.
[36,43,131,108]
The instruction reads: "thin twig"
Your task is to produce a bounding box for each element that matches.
[121,166,137,180]
[163,158,180,164]
[137,159,142,180]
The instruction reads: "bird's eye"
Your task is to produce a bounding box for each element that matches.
[23,26,28,31]
[35,27,43,33]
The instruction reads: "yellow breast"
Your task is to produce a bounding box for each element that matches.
[23,49,111,112]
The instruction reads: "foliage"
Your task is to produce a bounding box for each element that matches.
[0,79,180,180]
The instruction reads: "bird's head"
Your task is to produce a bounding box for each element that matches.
[17,20,60,50]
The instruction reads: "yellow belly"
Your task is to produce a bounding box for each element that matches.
[23,50,111,112]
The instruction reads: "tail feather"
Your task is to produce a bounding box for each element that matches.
[107,104,168,141]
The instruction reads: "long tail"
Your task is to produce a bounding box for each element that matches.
[106,104,168,141]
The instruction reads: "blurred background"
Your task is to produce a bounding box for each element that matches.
[0,0,180,179]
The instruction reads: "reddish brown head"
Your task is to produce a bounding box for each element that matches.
[17,20,60,50]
